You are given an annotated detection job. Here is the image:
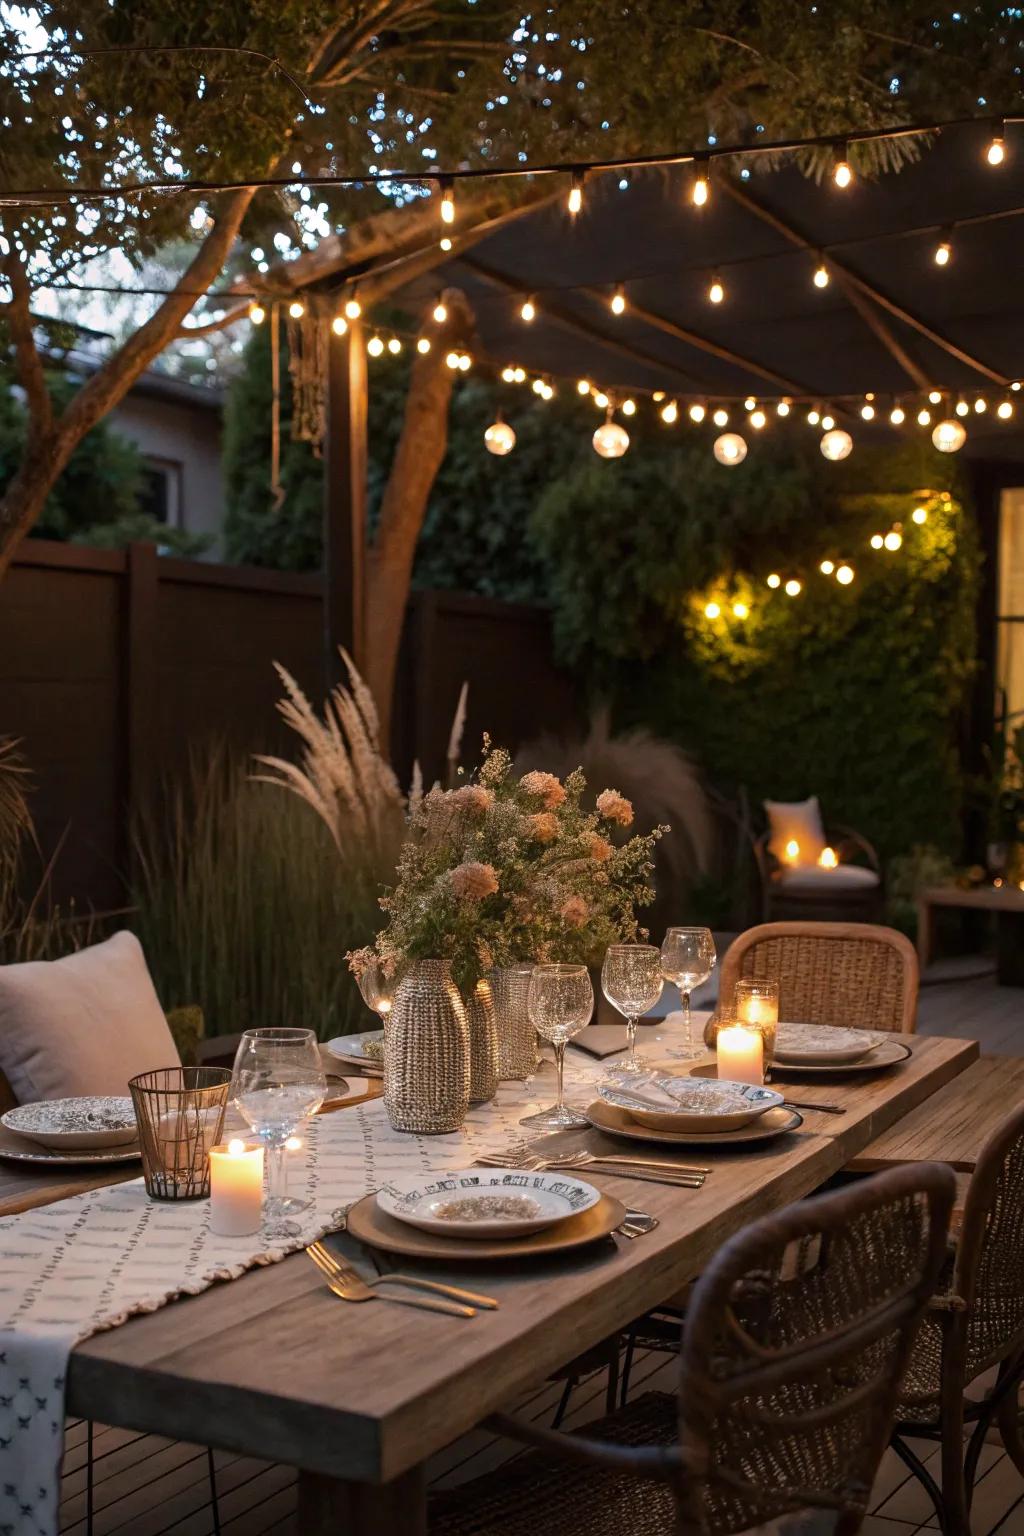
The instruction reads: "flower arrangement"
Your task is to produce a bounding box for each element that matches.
[351,741,665,996]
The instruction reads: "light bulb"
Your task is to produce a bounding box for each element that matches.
[593,391,609,409]
[432,300,448,324]
[750,409,767,430]
[249,303,266,325]
[713,407,729,427]
[532,378,545,396]
[928,389,942,405]
[622,398,636,416]
[567,170,584,216]
[836,564,854,585]
[513,367,526,383]
[704,601,721,619]
[484,420,516,456]
[610,286,626,315]
[956,399,970,417]
[689,403,706,423]
[445,350,460,369]
[820,428,853,461]
[884,528,903,551]
[821,415,835,432]
[833,146,853,188]
[520,297,536,323]
[807,408,821,426]
[820,559,835,575]
[592,421,630,459]
[870,534,884,549]
[439,178,455,224]
[777,400,791,417]
[652,391,665,402]
[577,378,591,395]
[385,337,400,355]
[975,396,987,413]
[713,432,748,466]
[932,418,966,453]
[367,334,384,357]
[732,601,749,619]
[457,353,471,371]
[708,275,725,304]
[767,574,781,589]
[661,400,679,425]
[1013,382,1022,392]
[999,400,1014,420]
[417,337,431,354]
[934,238,952,266]
[917,408,931,426]
[692,160,710,207]
[861,403,875,420]
[540,381,553,398]
[912,506,928,524]
[785,578,802,596]
[987,132,1006,167]
[439,236,453,251]
[813,262,829,288]
[744,396,757,412]
[890,405,906,425]
[288,300,305,319]
[344,296,362,320]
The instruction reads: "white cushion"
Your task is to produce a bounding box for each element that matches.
[776,865,879,894]
[0,932,180,1104]
[764,797,826,866]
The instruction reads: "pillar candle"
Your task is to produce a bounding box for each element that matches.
[716,1024,764,1086]
[209,1139,264,1236]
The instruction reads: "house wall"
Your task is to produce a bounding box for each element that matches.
[110,393,225,555]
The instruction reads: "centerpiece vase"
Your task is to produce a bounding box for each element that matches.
[488,965,537,1080]
[384,959,470,1134]
[465,976,499,1104]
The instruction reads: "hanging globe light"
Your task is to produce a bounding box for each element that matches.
[713,432,747,466]
[931,418,967,453]
[484,419,516,457]
[592,414,630,459]
[820,428,854,461]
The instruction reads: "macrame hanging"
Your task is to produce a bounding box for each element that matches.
[287,310,327,451]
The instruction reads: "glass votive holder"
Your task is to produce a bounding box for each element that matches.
[733,979,780,1065]
[129,1066,232,1201]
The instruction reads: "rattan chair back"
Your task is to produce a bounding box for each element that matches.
[953,1099,1024,1383]
[676,1162,955,1536]
[718,921,918,1033]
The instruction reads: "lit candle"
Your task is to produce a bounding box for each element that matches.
[717,1024,764,1085]
[784,838,800,863]
[819,846,838,869]
[735,981,780,1030]
[209,1138,264,1236]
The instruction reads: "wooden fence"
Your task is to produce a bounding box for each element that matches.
[0,540,579,908]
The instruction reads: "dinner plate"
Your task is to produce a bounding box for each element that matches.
[586,1098,803,1147]
[693,1036,912,1080]
[346,1189,626,1261]
[0,1122,142,1166]
[1,1095,138,1150]
[773,1022,885,1065]
[599,1070,783,1131]
[324,1030,384,1074]
[376,1168,601,1239]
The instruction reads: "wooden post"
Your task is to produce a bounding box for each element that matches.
[122,540,158,877]
[323,314,368,689]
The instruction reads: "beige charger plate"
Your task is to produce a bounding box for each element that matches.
[346,1190,627,1260]
[586,1098,803,1148]
[0,1123,142,1167]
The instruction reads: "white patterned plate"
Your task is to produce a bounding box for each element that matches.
[376,1168,601,1239]
[586,1098,803,1147]
[599,1070,783,1131]
[2,1096,138,1150]
[774,1022,885,1065]
[764,1036,912,1076]
[324,1030,384,1074]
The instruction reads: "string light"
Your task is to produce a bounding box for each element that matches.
[807,407,821,426]
[708,274,725,304]
[288,299,305,319]
[861,402,875,420]
[593,410,630,459]
[998,399,1015,420]
[765,574,782,591]
[890,404,906,425]
[917,407,931,426]
[513,367,526,383]
[813,260,830,289]
[593,390,609,408]
[975,396,988,413]
[821,414,835,431]
[912,506,928,524]
[331,315,347,336]
[439,177,455,224]
[531,377,545,395]
[1013,382,1022,392]
[934,232,952,266]
[484,417,517,456]
[445,349,460,369]
[520,297,536,323]
[661,400,679,425]
[750,409,767,430]
[928,389,942,405]
[820,559,835,575]
[577,378,591,395]
[387,336,402,354]
[744,397,757,412]
[713,432,747,466]
[820,428,853,461]
[870,534,885,549]
[567,168,585,216]
[987,121,1006,166]
[432,300,448,323]
[622,398,637,416]
[692,156,710,207]
[785,578,802,596]
[417,337,431,354]
[836,564,855,585]
[652,391,665,402]
[777,400,791,417]
[932,418,966,453]
[689,403,706,423]
[884,526,903,551]
[344,296,362,320]
[249,302,266,325]
[833,143,853,188]
[732,601,749,619]
[440,236,453,252]
[713,407,729,427]
[610,286,626,315]
[704,601,721,619]
[367,334,385,357]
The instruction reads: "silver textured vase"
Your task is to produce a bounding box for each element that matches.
[465,976,499,1104]
[384,959,470,1134]
[488,965,537,1080]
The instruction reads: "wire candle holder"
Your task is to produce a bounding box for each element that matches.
[129,1067,232,1201]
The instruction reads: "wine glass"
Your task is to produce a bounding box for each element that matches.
[519,964,594,1130]
[660,927,717,1059]
[231,1028,326,1238]
[601,944,664,1073]
[357,958,398,1027]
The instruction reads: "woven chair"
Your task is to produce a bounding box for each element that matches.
[717,921,919,1034]
[430,1163,955,1536]
[754,824,883,923]
[892,1100,1024,1536]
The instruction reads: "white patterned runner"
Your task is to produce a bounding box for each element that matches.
[1,1040,669,1536]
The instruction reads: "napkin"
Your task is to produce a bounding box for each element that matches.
[0,1324,76,1536]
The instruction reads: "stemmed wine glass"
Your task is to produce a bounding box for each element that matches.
[601,944,664,1073]
[356,958,399,1027]
[231,1028,326,1239]
[660,927,717,1060]
[519,964,594,1130]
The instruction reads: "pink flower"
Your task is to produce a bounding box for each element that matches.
[450,861,499,900]
[596,789,634,827]
[529,811,559,844]
[560,895,589,928]
[588,833,612,862]
[519,770,566,809]
[450,785,494,813]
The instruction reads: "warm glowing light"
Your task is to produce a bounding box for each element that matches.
[387,336,402,355]
[704,601,721,619]
[836,564,854,585]
[917,408,931,426]
[593,390,609,408]
[228,1138,246,1156]
[440,236,453,251]
[344,297,362,320]
[987,133,1006,167]
[692,158,710,206]
[708,275,725,304]
[484,420,517,456]
[622,397,636,416]
[367,334,385,357]
[288,300,305,319]
[890,405,906,425]
[870,533,884,549]
[445,350,460,369]
[750,409,767,430]
[777,400,791,417]
[744,397,757,412]
[1013,382,1022,392]
[285,1136,302,1152]
[713,407,729,427]
[884,529,903,551]
[577,378,591,395]
[331,315,347,337]
[784,579,802,597]
[813,262,829,289]
[833,149,853,188]
[689,403,706,423]
[934,238,952,266]
[975,396,988,413]
[539,380,553,398]
[820,559,835,575]
[732,601,749,619]
[928,389,942,405]
[661,400,679,425]
[653,391,665,402]
[821,415,835,432]
[818,846,839,869]
[713,432,747,465]
[567,169,584,216]
[785,839,801,861]
[999,400,1014,420]
[807,408,821,426]
[767,573,781,590]
[956,399,970,417]
[593,420,630,459]
[610,286,626,315]
[520,297,536,322]
[531,377,545,395]
[513,367,526,383]
[932,418,967,453]
[912,506,928,524]
[439,179,455,224]
[432,300,448,324]
[861,403,875,420]
[417,336,431,354]
[249,303,266,325]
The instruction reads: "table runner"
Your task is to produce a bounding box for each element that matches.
[0,1045,639,1536]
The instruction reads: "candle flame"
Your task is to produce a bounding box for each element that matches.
[819,846,838,869]
[227,1138,246,1156]
[785,838,800,862]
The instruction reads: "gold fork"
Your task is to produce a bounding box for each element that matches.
[306,1242,476,1318]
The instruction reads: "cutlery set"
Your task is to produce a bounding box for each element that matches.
[474,1146,708,1188]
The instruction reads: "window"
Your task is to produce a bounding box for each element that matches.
[138,458,183,527]
[997,488,1024,729]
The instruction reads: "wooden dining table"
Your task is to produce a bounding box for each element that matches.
[846,1053,1024,1172]
[0,1031,978,1535]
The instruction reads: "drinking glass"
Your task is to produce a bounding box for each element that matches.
[519,964,594,1130]
[231,1028,326,1238]
[357,958,399,1026]
[601,944,664,1072]
[660,927,717,1059]
[734,978,780,1067]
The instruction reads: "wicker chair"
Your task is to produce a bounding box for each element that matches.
[430,1163,955,1536]
[891,1100,1024,1536]
[754,824,883,923]
[717,921,919,1034]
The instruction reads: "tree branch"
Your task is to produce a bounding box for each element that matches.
[1,233,53,446]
